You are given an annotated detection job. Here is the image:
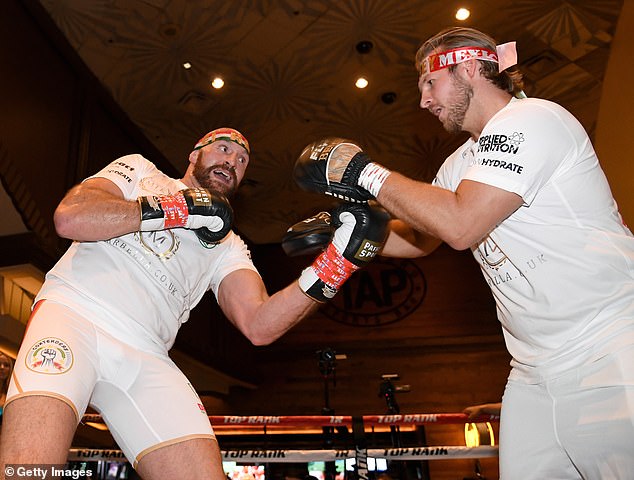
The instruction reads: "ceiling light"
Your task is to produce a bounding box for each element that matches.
[355,77,368,89]
[158,23,180,38]
[455,8,470,20]
[211,77,224,89]
[381,92,397,104]
[182,62,192,69]
[355,40,373,54]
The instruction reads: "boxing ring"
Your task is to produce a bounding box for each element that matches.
[71,413,500,463]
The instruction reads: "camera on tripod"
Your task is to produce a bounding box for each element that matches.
[317,348,337,376]
[379,374,410,414]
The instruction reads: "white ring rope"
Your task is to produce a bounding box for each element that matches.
[73,413,499,463]
[68,446,499,462]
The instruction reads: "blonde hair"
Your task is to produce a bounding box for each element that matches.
[0,351,14,394]
[416,27,524,97]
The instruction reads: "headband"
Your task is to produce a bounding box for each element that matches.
[421,42,517,76]
[193,127,250,154]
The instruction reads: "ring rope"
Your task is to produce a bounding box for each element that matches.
[81,413,499,426]
[68,446,499,462]
[74,413,499,464]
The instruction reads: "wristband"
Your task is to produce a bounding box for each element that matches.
[313,243,359,289]
[358,162,391,197]
[157,192,189,229]
[139,191,189,231]
[298,243,360,302]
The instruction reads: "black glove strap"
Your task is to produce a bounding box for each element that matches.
[341,152,372,186]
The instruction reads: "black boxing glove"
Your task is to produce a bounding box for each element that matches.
[138,188,233,241]
[293,138,392,202]
[282,211,333,257]
[194,227,229,245]
[298,202,390,303]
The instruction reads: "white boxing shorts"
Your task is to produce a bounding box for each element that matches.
[6,300,215,467]
[499,344,634,479]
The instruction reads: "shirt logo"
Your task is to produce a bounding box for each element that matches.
[137,230,180,259]
[476,237,508,270]
[478,132,524,154]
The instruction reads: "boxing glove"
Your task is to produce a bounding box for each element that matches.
[293,138,392,202]
[298,202,390,302]
[138,188,233,242]
[194,226,230,245]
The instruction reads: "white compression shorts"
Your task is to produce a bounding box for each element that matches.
[499,344,634,479]
[6,300,215,467]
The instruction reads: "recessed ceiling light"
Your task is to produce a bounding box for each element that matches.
[158,23,180,38]
[355,40,373,54]
[355,77,369,89]
[182,62,192,69]
[381,92,397,104]
[211,77,224,89]
[456,8,470,20]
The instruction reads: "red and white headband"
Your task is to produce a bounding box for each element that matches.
[421,42,517,76]
[194,127,250,154]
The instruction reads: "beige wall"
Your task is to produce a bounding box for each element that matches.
[596,1,634,227]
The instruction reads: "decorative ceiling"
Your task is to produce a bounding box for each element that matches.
[37,0,623,244]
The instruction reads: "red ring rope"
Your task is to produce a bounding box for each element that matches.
[82,413,499,426]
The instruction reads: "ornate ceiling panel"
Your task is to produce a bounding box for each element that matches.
[39,0,624,243]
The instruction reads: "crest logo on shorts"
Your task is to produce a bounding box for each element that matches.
[26,337,74,374]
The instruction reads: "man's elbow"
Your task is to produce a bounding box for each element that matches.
[245,331,275,347]
[442,226,479,251]
[53,207,76,240]
[239,322,276,346]
[445,237,473,251]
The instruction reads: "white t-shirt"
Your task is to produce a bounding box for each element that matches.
[36,154,259,351]
[434,97,634,382]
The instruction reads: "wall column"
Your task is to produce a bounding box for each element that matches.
[595,1,634,227]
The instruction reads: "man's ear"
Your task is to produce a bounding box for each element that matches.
[461,58,479,79]
[188,149,199,166]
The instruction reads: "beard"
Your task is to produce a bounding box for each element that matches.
[192,159,238,198]
[443,73,473,134]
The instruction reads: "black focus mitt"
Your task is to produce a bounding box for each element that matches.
[282,211,333,257]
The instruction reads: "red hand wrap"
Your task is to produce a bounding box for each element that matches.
[312,243,359,289]
[158,192,189,229]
